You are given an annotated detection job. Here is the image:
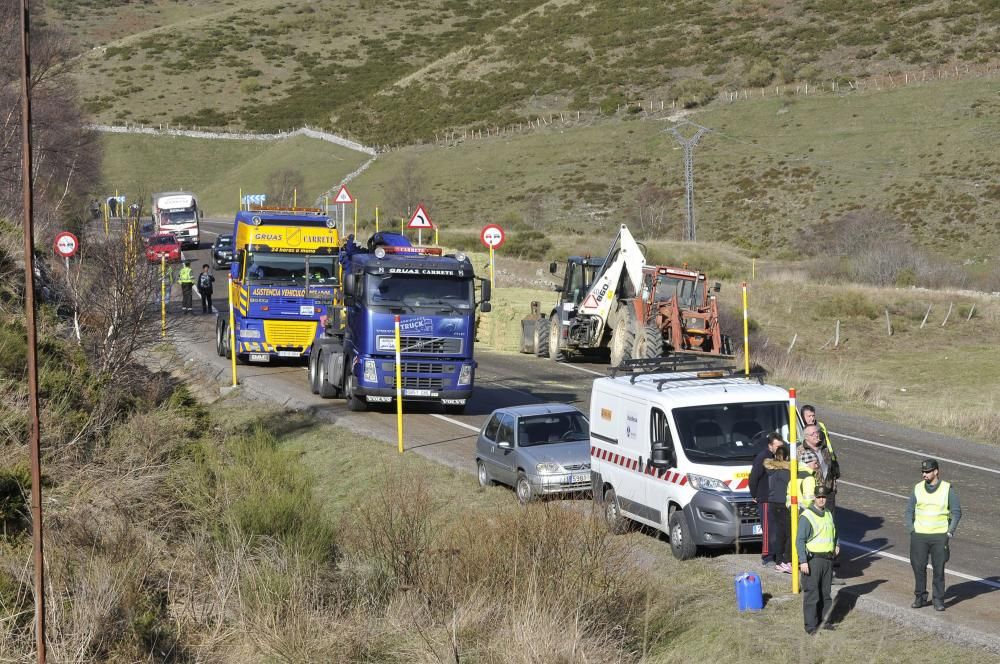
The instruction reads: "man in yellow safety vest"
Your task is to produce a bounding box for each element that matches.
[787,448,818,512]
[797,484,839,635]
[906,458,961,612]
[178,260,195,314]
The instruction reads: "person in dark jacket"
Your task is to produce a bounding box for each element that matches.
[197,264,215,314]
[749,431,784,567]
[764,445,792,572]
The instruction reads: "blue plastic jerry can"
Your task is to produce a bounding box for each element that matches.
[735,572,764,611]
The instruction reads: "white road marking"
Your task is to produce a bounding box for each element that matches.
[840,541,1000,590]
[837,480,909,500]
[431,413,480,433]
[561,363,604,377]
[830,430,1000,476]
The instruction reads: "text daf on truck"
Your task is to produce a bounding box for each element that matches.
[152,191,202,248]
[308,232,491,414]
[216,206,338,363]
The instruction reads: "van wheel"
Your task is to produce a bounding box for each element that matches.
[477,460,493,487]
[603,488,629,535]
[534,317,550,357]
[516,472,534,505]
[669,509,697,560]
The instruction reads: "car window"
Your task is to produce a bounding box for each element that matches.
[497,414,515,445]
[517,412,589,447]
[483,414,501,442]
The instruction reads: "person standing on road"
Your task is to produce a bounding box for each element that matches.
[764,442,793,573]
[198,264,215,314]
[803,424,838,510]
[906,458,961,612]
[179,260,195,314]
[802,405,836,454]
[797,485,839,634]
[750,432,783,568]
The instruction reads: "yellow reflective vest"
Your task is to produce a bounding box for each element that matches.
[786,468,815,510]
[913,480,951,534]
[178,265,194,284]
[802,507,835,553]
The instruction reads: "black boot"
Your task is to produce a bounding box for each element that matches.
[911,594,929,609]
[933,599,945,612]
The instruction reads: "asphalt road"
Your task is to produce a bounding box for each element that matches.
[171,218,1000,649]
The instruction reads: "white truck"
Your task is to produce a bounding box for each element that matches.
[589,357,792,559]
[152,191,202,248]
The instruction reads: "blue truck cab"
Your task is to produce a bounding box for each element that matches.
[308,232,491,414]
[215,206,339,363]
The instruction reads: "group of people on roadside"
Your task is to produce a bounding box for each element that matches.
[162,261,215,314]
[749,405,962,635]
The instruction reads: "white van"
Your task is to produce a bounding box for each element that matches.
[590,361,791,559]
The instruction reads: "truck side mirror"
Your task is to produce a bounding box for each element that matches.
[480,278,491,302]
[480,301,492,313]
[548,262,558,274]
[713,282,721,293]
[651,444,674,468]
[343,272,355,296]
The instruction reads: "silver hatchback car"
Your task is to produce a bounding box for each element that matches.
[475,403,591,504]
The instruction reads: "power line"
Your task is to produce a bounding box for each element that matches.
[666,120,710,242]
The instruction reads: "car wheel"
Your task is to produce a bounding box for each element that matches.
[534,317,549,357]
[547,315,564,362]
[477,460,493,488]
[516,472,534,505]
[308,351,320,395]
[603,487,629,535]
[669,508,698,560]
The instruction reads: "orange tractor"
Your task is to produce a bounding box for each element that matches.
[623,265,733,360]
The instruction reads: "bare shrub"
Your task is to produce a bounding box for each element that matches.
[632,183,672,239]
[265,168,304,207]
[383,158,432,221]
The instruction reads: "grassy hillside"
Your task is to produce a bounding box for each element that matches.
[99,133,370,216]
[51,0,999,143]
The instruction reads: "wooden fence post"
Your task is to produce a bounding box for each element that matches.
[787,333,798,354]
[941,302,953,326]
[920,304,932,328]
[966,303,976,321]
[834,320,840,347]
[885,309,893,336]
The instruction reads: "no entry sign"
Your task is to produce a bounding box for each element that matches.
[480,224,505,249]
[53,231,79,258]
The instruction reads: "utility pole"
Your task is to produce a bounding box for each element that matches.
[18,1,47,662]
[666,121,710,241]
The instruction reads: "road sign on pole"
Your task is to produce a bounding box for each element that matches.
[479,223,505,249]
[334,185,353,204]
[407,204,433,229]
[53,231,79,258]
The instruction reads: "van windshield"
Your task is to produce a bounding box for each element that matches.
[672,401,788,463]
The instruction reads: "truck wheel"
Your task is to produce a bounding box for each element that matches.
[632,322,664,359]
[669,508,698,560]
[308,352,320,394]
[318,353,340,398]
[547,315,565,361]
[534,316,550,357]
[516,472,534,505]
[603,487,629,535]
[215,319,225,357]
[609,316,635,367]
[345,373,367,412]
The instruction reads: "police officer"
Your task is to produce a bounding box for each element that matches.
[797,485,839,634]
[906,458,961,611]
[178,260,195,313]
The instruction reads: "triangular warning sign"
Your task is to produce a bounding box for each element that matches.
[582,294,598,309]
[334,185,353,204]
[407,204,433,229]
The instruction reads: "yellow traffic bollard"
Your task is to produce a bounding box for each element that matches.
[375,206,380,233]
[394,315,403,453]
[742,282,750,377]
[489,245,495,290]
[353,199,358,239]
[434,226,439,246]
[789,388,800,593]
[228,277,238,387]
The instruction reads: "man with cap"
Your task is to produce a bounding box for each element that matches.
[906,458,961,611]
[797,484,839,634]
[178,259,195,314]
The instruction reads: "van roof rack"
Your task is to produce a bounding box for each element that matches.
[609,353,766,386]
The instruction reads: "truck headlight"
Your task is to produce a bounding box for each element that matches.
[363,359,377,383]
[686,473,731,493]
[536,462,561,475]
[457,364,472,385]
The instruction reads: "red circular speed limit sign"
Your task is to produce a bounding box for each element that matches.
[53,231,79,258]
[480,223,505,249]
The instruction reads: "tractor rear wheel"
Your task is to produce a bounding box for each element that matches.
[609,315,635,367]
[631,322,664,360]
[534,317,550,357]
[548,315,565,361]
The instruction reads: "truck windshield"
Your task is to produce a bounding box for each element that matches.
[246,253,339,286]
[159,210,197,225]
[672,401,788,464]
[365,274,474,312]
[517,412,590,447]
